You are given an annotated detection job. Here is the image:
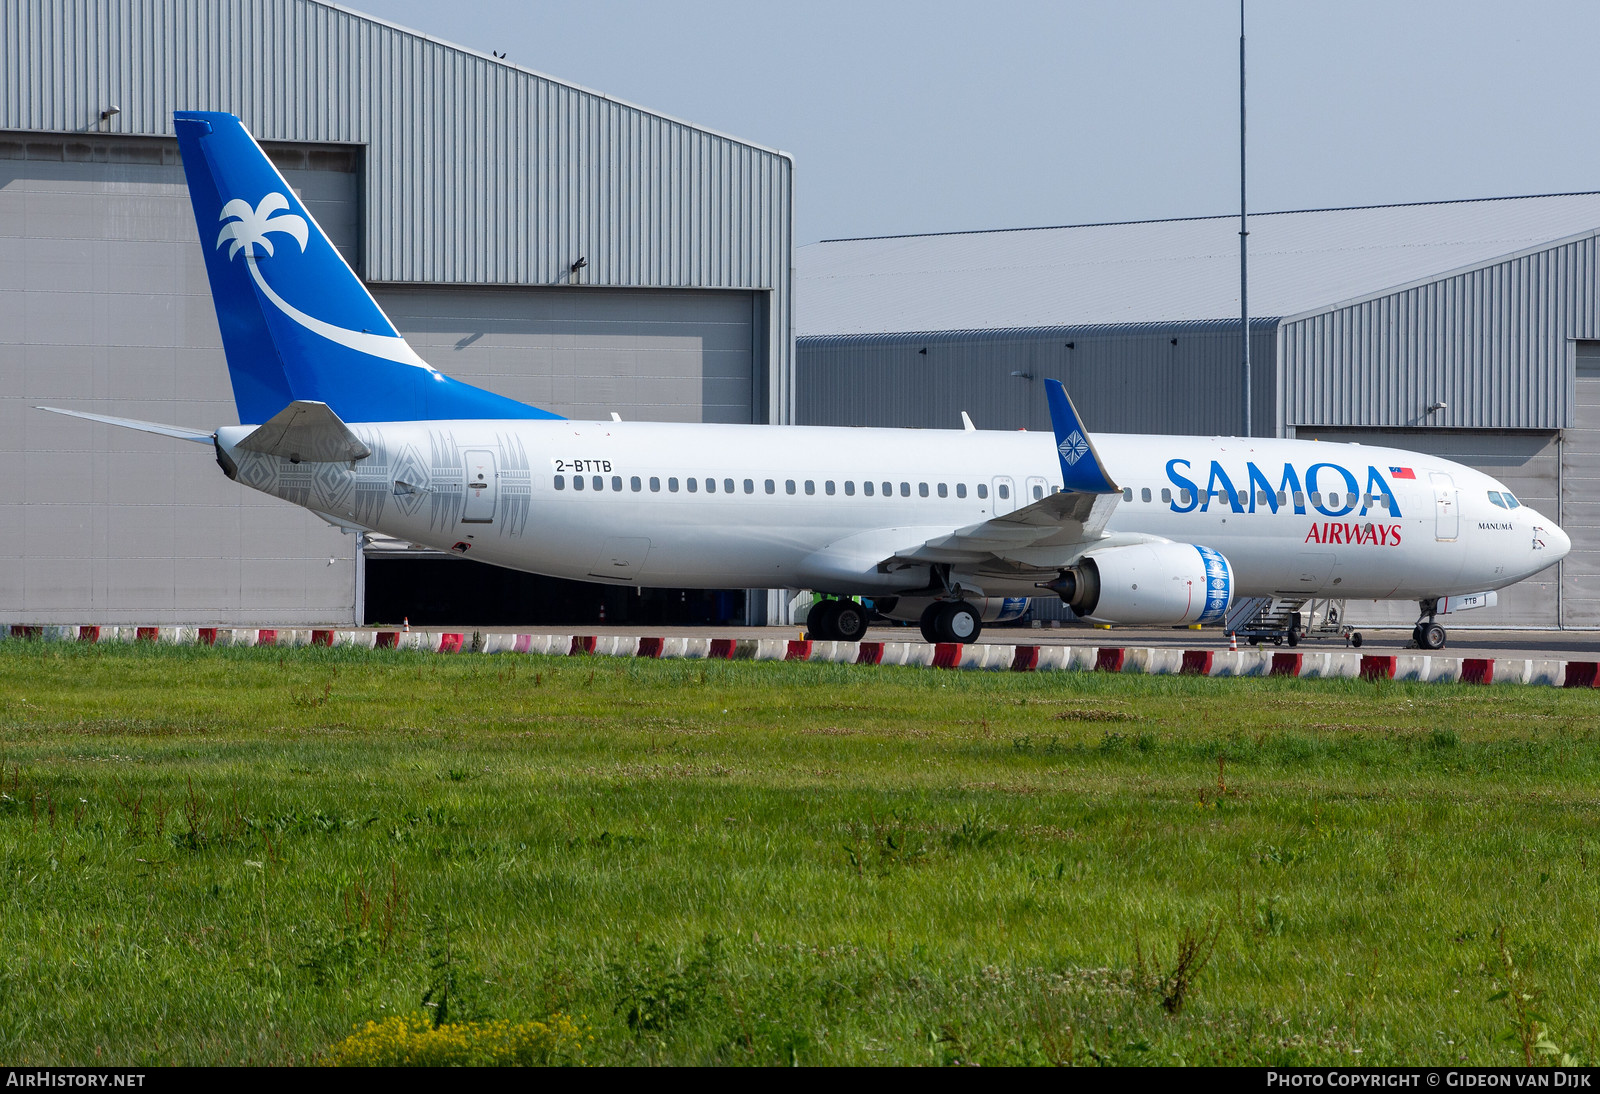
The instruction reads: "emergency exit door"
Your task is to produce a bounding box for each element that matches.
[461,449,498,524]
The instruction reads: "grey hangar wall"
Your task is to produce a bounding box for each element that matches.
[0,0,793,626]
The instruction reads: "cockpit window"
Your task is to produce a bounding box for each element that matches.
[1488,491,1507,508]
[1504,493,1521,509]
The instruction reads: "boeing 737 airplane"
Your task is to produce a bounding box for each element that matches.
[38,112,1572,649]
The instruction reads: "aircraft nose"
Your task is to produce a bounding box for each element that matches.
[1546,520,1572,561]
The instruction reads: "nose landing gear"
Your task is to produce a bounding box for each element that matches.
[1412,599,1447,650]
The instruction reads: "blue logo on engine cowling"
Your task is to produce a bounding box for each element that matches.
[1193,545,1230,625]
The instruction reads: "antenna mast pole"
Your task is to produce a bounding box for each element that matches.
[1239,0,1251,437]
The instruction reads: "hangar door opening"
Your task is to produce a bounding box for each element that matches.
[373,285,767,425]
[1561,342,1600,626]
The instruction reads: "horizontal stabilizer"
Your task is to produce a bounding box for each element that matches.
[35,406,215,444]
[237,400,372,463]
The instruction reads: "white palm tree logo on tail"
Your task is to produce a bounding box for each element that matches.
[216,192,430,369]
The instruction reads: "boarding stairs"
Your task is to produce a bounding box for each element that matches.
[1226,596,1308,645]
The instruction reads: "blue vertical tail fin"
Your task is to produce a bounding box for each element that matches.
[173,110,560,424]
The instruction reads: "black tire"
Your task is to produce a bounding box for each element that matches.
[1351,632,1363,648]
[1272,636,1283,646]
[1248,636,1260,646]
[1286,627,1300,648]
[834,601,869,642]
[806,599,841,641]
[936,601,982,644]
[1420,622,1446,650]
[918,603,943,644]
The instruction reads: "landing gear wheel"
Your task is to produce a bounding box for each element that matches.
[833,601,869,642]
[918,603,943,644]
[1419,622,1446,650]
[935,601,982,644]
[806,599,842,641]
[1350,632,1364,648]
[1286,622,1301,648]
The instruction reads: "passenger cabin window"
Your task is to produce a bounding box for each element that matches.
[863,481,874,496]
[724,478,735,493]
[1033,484,1044,500]
[612,476,623,491]
[1179,488,1191,505]
[977,484,989,499]
[845,481,855,496]
[630,476,641,492]
[1277,491,1287,506]
[1257,491,1270,506]
[938,483,948,498]
[705,478,716,493]
[650,476,661,492]
[805,480,815,495]
[825,481,836,496]
[744,479,754,494]
[1161,488,1172,503]
[669,477,679,492]
[956,483,967,498]
[900,482,910,497]
[786,479,796,495]
[1309,492,1321,507]
[918,483,929,497]
[765,479,775,494]
[687,478,697,493]
[588,475,599,491]
[997,484,1009,500]
[574,475,585,491]
[554,475,565,490]
[1141,488,1151,503]
[1123,488,1134,502]
[1293,491,1304,507]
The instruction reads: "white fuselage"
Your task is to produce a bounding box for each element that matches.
[215,419,1569,604]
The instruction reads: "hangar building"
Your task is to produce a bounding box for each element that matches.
[1,0,793,627]
[796,196,1600,629]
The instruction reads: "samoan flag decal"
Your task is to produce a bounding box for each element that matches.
[1389,466,1415,480]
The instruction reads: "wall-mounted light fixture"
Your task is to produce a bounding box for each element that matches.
[1170,337,1179,346]
[1009,370,1034,380]
[100,105,120,121]
[1064,341,1075,349]
[569,256,587,273]
[1427,400,1447,413]
[917,347,927,355]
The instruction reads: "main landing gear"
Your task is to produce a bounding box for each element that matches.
[1412,599,1447,650]
[806,598,871,642]
[919,600,982,644]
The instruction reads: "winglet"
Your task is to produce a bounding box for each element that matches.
[1044,379,1119,494]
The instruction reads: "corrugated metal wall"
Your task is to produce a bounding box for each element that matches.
[1280,233,1600,433]
[0,0,795,421]
[797,321,1276,437]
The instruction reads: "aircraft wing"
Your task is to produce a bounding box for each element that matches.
[881,379,1129,573]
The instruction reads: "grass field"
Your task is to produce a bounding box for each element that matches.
[3,640,1600,1066]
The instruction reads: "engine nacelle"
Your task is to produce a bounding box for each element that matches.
[1046,543,1232,625]
[875,596,1030,625]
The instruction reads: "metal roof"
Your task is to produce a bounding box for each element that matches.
[796,193,1600,336]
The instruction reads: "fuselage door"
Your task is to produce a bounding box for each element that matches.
[1429,471,1458,541]
[992,476,1017,516]
[461,448,498,524]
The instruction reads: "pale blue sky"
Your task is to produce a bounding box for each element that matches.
[351,1,1600,245]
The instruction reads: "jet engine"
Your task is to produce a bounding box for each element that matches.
[1043,543,1232,625]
